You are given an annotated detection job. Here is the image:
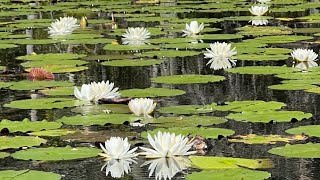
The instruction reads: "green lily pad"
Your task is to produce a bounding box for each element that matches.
[286,125,320,137]
[268,143,320,158]
[50,33,103,40]
[109,27,165,36]
[236,26,293,36]
[305,87,320,94]
[276,72,320,80]
[199,34,243,40]
[28,129,76,137]
[227,66,298,75]
[61,38,113,45]
[158,105,213,115]
[26,65,88,73]
[4,98,83,109]
[104,44,158,51]
[0,170,61,180]
[101,59,164,67]
[0,136,47,150]
[228,134,306,144]
[236,54,289,61]
[83,54,135,61]
[7,81,73,91]
[252,35,313,44]
[151,74,225,84]
[293,28,320,34]
[0,152,9,159]
[21,59,87,68]
[211,101,286,112]
[0,44,18,49]
[187,169,271,180]
[0,119,61,133]
[141,127,235,139]
[143,115,227,127]
[120,88,185,97]
[226,110,312,123]
[17,53,86,61]
[149,38,195,44]
[162,43,210,50]
[12,146,101,161]
[57,114,140,126]
[189,156,273,169]
[136,50,201,58]
[268,83,317,90]
[40,87,74,96]
[71,104,130,115]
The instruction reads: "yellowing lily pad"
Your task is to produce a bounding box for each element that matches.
[101,59,164,67]
[0,136,47,150]
[228,134,307,144]
[4,98,83,109]
[143,115,227,127]
[187,169,271,180]
[189,156,273,169]
[11,146,102,161]
[151,74,225,84]
[28,129,76,137]
[268,143,320,158]
[141,127,235,139]
[120,88,185,97]
[226,110,312,123]
[0,170,61,180]
[0,119,61,133]
[285,125,320,137]
[158,105,213,115]
[56,114,140,126]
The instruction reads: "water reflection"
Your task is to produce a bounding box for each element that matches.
[249,19,268,26]
[101,158,136,178]
[141,157,191,180]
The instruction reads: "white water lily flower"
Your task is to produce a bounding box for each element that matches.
[141,157,191,180]
[249,6,269,16]
[122,27,150,45]
[48,17,79,36]
[128,98,156,119]
[101,158,136,178]
[99,137,138,160]
[140,131,196,158]
[90,81,121,101]
[291,48,318,70]
[204,42,237,70]
[182,21,204,37]
[74,84,95,102]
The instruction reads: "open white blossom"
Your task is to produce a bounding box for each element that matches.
[140,131,196,158]
[204,42,237,70]
[91,81,121,101]
[128,98,156,119]
[291,48,318,70]
[101,158,136,178]
[141,157,191,180]
[182,21,204,37]
[122,27,150,45]
[99,137,138,160]
[48,17,79,36]
[74,84,95,102]
[249,6,269,16]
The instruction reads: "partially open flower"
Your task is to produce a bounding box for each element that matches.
[74,84,95,102]
[249,6,268,16]
[28,68,55,81]
[48,17,79,36]
[291,48,318,70]
[90,81,121,101]
[128,98,156,119]
[99,137,138,160]
[182,21,204,37]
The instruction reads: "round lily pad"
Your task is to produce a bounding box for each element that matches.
[103,44,159,51]
[276,72,320,80]
[143,115,227,127]
[0,152,10,159]
[28,129,76,137]
[136,50,201,58]
[151,74,225,84]
[268,143,320,158]
[226,110,312,123]
[16,53,86,61]
[40,87,74,96]
[228,134,306,144]
[7,81,73,91]
[236,26,293,36]
[285,125,320,137]
[4,98,84,109]
[268,83,317,90]
[158,105,213,115]
[56,114,140,126]
[0,136,47,150]
[187,169,271,180]
[189,156,272,169]
[199,34,243,40]
[253,35,313,44]
[0,44,17,49]
[120,88,185,97]
[227,66,298,75]
[236,54,289,61]
[25,65,88,73]
[101,59,164,67]
[141,127,235,139]
[11,146,102,161]
[0,170,61,180]
[0,119,62,133]
[211,101,286,112]
[71,104,130,114]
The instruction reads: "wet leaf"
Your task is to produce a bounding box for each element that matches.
[120,87,185,97]
[0,119,61,133]
[12,146,101,161]
[0,136,47,150]
[152,74,225,84]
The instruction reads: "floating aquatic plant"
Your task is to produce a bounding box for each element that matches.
[48,17,79,36]
[291,48,318,70]
[204,42,237,70]
[122,27,150,45]
[182,21,204,37]
[249,6,269,16]
[128,98,156,119]
[99,137,138,160]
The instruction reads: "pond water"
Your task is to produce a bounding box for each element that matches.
[0,0,320,179]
